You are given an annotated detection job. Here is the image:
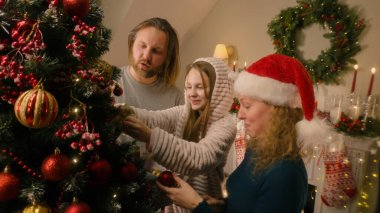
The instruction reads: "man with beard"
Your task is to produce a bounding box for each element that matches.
[115,17,184,110]
[115,18,184,192]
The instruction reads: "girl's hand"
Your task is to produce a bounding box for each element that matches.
[124,116,151,143]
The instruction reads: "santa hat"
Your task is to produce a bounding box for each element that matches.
[234,53,332,145]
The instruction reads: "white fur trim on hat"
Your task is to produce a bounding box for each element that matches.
[296,115,334,147]
[234,71,301,108]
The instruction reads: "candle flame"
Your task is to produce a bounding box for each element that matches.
[371,67,376,74]
[354,64,359,70]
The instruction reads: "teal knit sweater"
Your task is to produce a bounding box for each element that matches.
[194,150,308,213]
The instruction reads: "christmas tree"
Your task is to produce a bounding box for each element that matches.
[0,0,163,212]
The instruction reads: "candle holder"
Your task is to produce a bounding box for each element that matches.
[346,93,363,121]
[329,95,343,124]
[362,95,378,122]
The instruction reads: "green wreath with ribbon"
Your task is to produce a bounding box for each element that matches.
[267,0,365,84]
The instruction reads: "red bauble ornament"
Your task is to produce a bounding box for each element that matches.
[157,170,176,187]
[113,84,123,97]
[0,171,20,201]
[62,0,90,18]
[88,159,112,183]
[64,202,91,213]
[121,162,137,182]
[41,153,71,181]
[14,88,59,129]
[0,0,6,7]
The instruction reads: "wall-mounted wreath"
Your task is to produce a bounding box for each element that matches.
[267,0,365,84]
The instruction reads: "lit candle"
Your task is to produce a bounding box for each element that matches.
[367,67,376,96]
[351,64,358,93]
[348,105,361,120]
[244,61,247,70]
[233,61,236,71]
[329,106,342,124]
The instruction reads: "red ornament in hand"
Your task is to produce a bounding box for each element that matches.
[121,162,137,182]
[88,159,112,183]
[113,83,123,97]
[0,171,20,201]
[62,0,90,18]
[41,153,71,181]
[64,202,91,213]
[157,170,176,187]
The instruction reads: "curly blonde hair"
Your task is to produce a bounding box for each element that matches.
[248,106,303,173]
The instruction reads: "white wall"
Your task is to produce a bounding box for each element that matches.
[101,0,219,67]
[180,0,380,117]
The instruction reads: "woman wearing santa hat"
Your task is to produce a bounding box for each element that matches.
[157,53,325,213]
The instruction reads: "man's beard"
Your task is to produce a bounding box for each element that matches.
[132,63,163,79]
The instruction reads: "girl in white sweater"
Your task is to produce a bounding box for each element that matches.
[123,57,237,213]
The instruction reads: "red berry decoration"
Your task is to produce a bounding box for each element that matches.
[88,158,112,183]
[113,83,123,96]
[62,0,90,18]
[157,170,176,187]
[121,162,137,182]
[14,88,59,129]
[41,151,71,181]
[65,202,91,213]
[0,168,20,201]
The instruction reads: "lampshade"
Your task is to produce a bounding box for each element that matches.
[213,44,228,59]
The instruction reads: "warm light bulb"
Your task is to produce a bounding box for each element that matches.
[358,158,364,163]
[354,64,359,70]
[72,157,79,164]
[371,67,376,74]
[73,107,80,113]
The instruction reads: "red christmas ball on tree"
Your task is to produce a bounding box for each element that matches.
[64,202,91,213]
[0,0,6,8]
[121,162,137,182]
[0,170,20,201]
[41,152,71,181]
[88,159,112,183]
[62,0,90,18]
[157,170,176,187]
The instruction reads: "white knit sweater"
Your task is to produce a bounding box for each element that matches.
[133,57,236,213]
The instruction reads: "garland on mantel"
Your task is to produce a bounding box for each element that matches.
[318,112,380,138]
[267,0,366,84]
[335,114,380,138]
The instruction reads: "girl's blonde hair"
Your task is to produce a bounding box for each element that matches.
[182,61,216,142]
[248,106,303,173]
